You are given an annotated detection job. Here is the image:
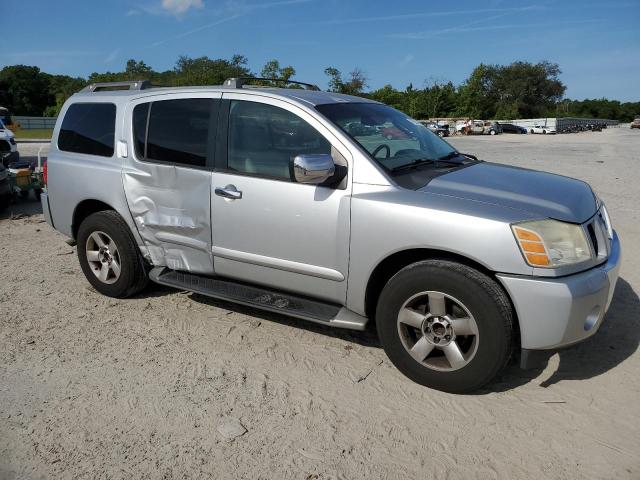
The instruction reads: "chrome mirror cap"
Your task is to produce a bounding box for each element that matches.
[292,154,335,184]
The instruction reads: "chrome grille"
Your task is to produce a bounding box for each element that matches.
[584,208,610,260]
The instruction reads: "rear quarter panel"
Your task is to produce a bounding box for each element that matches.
[47,97,143,247]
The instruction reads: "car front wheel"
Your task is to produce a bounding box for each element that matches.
[376,259,514,393]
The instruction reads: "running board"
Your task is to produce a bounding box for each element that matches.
[149,267,368,331]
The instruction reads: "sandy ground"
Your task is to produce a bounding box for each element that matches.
[1,129,639,480]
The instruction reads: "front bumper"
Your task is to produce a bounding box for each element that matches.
[497,231,621,354]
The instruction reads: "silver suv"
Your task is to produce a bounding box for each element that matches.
[41,78,621,393]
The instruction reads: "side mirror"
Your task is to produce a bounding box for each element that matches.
[291,154,335,184]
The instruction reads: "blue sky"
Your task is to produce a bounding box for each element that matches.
[2,0,639,101]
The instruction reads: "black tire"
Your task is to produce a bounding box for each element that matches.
[376,259,514,393]
[77,210,148,298]
[34,188,42,201]
[543,130,547,134]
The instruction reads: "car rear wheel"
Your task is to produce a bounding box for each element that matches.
[489,129,496,135]
[77,210,148,298]
[376,259,514,393]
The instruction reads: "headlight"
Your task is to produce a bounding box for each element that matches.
[512,219,592,268]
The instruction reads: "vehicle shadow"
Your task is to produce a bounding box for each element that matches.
[139,276,639,391]
[182,291,381,348]
[486,277,639,392]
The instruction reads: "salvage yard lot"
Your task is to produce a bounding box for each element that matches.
[1,128,639,479]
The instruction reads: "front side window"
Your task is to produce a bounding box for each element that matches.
[227,100,331,180]
[137,98,214,167]
[58,103,116,157]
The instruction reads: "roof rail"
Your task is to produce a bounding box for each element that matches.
[223,77,320,91]
[80,80,153,93]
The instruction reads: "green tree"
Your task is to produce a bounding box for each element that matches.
[174,54,251,86]
[0,65,52,115]
[261,59,296,81]
[324,67,367,96]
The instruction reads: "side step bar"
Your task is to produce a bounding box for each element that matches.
[149,268,368,331]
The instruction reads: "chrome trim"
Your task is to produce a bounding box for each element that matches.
[211,246,345,282]
[292,154,335,184]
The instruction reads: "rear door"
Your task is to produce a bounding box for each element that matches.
[122,93,221,274]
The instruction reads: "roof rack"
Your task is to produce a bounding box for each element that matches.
[80,80,153,93]
[223,77,320,91]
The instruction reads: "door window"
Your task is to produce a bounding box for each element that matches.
[227,100,331,180]
[134,98,215,167]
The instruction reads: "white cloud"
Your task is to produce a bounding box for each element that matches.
[398,54,414,68]
[104,49,120,64]
[161,0,204,16]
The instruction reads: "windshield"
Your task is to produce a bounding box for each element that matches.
[316,103,458,173]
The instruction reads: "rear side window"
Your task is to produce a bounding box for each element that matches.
[136,98,214,167]
[58,103,116,157]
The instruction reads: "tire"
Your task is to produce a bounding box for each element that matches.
[530,129,534,134]
[437,131,445,137]
[376,259,514,393]
[77,210,148,298]
[34,188,42,201]
[19,190,29,199]
[543,130,547,134]
[489,129,496,135]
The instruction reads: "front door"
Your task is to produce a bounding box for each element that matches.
[211,94,352,303]
[122,93,220,274]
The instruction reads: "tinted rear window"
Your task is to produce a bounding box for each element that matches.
[144,99,213,167]
[58,103,116,157]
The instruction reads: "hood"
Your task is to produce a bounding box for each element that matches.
[420,162,597,223]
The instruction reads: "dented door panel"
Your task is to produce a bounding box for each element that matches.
[123,163,213,273]
[121,93,220,274]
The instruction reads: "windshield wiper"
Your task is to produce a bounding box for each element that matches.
[390,158,436,173]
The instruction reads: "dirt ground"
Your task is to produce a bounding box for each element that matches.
[1,129,639,480]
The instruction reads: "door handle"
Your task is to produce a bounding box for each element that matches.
[215,185,242,200]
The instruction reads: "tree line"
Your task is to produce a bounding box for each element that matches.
[0,56,638,122]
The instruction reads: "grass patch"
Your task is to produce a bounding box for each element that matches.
[14,128,53,140]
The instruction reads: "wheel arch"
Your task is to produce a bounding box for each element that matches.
[364,248,520,343]
[71,199,116,240]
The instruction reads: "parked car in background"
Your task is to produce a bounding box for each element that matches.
[0,119,19,167]
[530,125,556,134]
[458,120,501,135]
[498,123,527,134]
[484,121,502,135]
[631,117,640,129]
[42,78,621,393]
[380,125,411,139]
[420,121,450,137]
